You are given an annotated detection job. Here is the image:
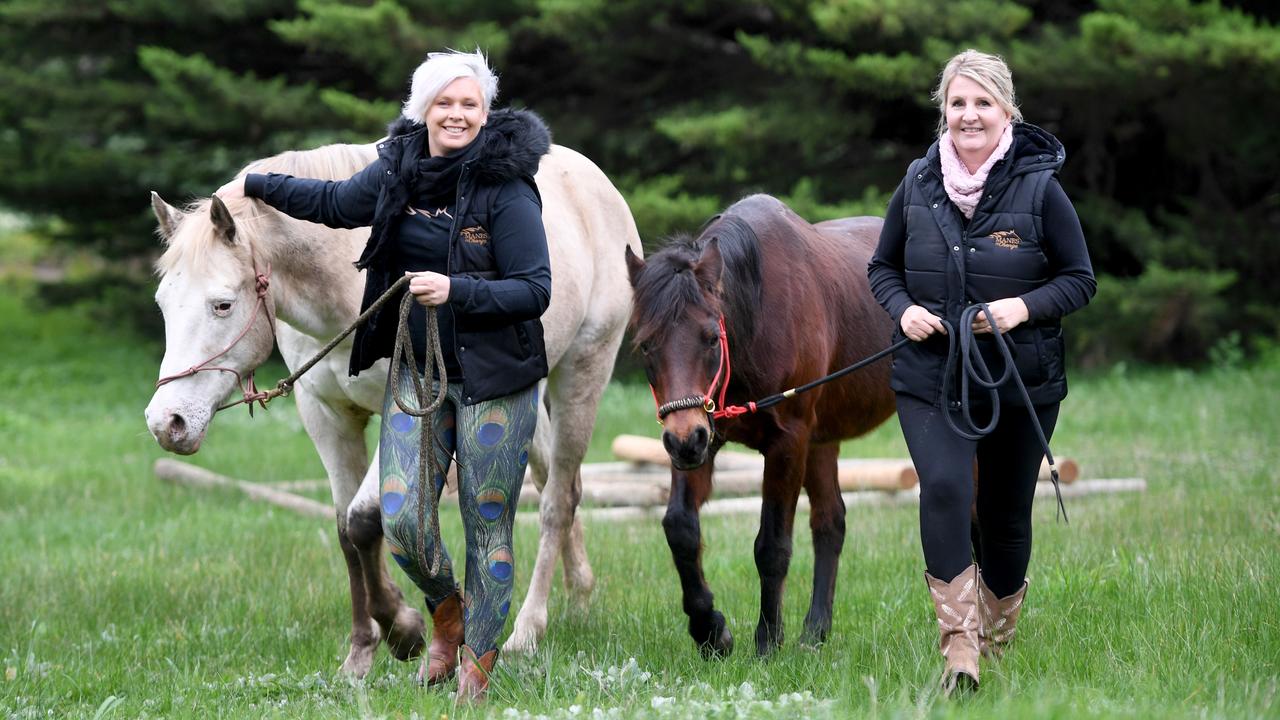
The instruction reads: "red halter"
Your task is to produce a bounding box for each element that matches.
[154,239,278,414]
[651,315,756,422]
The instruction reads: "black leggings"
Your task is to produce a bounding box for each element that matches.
[896,393,1060,598]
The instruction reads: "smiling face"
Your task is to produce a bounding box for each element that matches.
[424,77,488,157]
[945,75,1012,171]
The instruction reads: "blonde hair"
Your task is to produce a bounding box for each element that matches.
[401,49,498,123]
[931,49,1022,136]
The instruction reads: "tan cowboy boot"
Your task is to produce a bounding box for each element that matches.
[978,572,1027,658]
[925,563,981,695]
[456,645,499,703]
[417,592,464,686]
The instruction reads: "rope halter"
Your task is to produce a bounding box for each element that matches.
[154,238,278,415]
[653,315,735,421]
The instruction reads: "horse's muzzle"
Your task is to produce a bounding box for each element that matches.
[145,406,206,455]
[663,424,710,470]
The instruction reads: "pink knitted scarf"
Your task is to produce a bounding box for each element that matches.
[939,123,1014,219]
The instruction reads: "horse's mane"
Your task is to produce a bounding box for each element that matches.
[631,211,763,349]
[156,142,376,275]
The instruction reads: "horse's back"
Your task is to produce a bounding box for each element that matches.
[533,146,640,364]
[720,195,895,440]
[814,216,883,258]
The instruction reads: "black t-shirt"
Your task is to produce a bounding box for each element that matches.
[398,197,462,380]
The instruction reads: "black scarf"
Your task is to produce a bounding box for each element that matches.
[356,127,486,271]
[412,133,483,204]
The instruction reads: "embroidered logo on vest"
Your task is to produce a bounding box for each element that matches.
[460,226,490,246]
[990,230,1022,250]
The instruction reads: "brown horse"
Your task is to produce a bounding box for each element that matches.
[624,194,897,657]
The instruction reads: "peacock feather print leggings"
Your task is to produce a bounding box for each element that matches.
[378,362,537,656]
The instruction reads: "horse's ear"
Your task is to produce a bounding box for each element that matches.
[151,191,181,242]
[209,195,237,245]
[624,244,646,287]
[694,237,723,291]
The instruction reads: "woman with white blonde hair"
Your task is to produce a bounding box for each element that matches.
[221,49,552,702]
[868,49,1095,694]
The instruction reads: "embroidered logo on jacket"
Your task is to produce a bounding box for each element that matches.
[406,206,452,219]
[460,226,491,246]
[990,230,1022,249]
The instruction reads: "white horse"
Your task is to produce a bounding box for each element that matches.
[144,140,640,676]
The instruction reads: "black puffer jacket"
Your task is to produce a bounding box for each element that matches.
[244,109,552,404]
[868,123,1096,407]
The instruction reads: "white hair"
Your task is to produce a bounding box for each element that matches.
[401,49,498,123]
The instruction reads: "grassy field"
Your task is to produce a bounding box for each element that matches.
[0,281,1277,719]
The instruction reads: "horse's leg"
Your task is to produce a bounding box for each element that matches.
[293,389,423,676]
[799,442,844,647]
[347,451,428,663]
[664,462,733,658]
[560,509,593,610]
[506,348,609,652]
[504,398,555,653]
[553,332,626,608]
[755,433,809,656]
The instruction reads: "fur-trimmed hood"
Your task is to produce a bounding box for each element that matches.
[384,108,552,186]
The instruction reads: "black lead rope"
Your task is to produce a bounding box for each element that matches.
[707,336,912,419]
[938,304,1067,523]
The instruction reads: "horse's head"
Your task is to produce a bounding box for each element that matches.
[144,192,276,454]
[625,238,725,470]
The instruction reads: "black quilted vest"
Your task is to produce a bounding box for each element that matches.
[895,123,1067,407]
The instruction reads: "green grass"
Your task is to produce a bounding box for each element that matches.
[0,281,1277,719]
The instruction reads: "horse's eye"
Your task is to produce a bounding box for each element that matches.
[213,301,233,317]
[638,341,652,356]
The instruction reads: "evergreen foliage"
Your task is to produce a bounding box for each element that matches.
[1,0,1276,361]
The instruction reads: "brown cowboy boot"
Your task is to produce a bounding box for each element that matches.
[455,645,498,703]
[978,572,1027,659]
[925,563,981,695]
[417,592,464,686]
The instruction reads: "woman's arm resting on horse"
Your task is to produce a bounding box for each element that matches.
[867,180,918,326]
[447,183,552,322]
[236,160,384,229]
[1017,180,1096,322]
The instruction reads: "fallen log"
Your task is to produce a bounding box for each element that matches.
[610,434,917,490]
[1040,457,1079,484]
[154,459,334,519]
[543,477,1145,524]
[610,434,758,469]
[611,433,1073,486]
[513,480,667,508]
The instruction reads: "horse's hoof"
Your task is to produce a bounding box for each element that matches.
[564,570,596,613]
[339,644,376,678]
[798,620,829,650]
[754,621,784,657]
[694,611,734,659]
[797,633,826,651]
[384,607,427,661]
[502,617,544,655]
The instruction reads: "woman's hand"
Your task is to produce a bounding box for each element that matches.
[215,177,246,203]
[901,305,947,342]
[406,271,451,307]
[971,297,1029,334]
